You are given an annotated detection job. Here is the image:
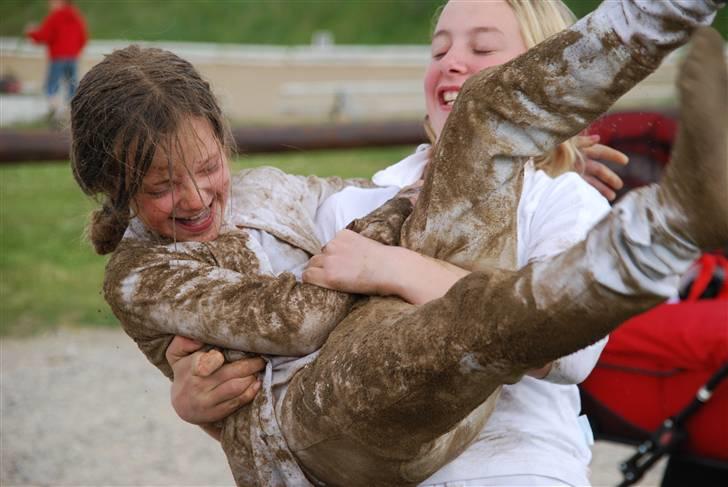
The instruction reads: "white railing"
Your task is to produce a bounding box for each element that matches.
[0,37,430,66]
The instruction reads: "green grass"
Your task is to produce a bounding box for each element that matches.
[0,146,413,336]
[2,0,726,43]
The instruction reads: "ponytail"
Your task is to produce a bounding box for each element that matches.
[88,203,129,255]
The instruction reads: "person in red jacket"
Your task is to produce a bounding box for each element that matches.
[25,0,87,118]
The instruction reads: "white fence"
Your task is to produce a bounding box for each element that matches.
[2,37,726,127]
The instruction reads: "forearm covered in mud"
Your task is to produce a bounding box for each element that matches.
[105,240,356,362]
[346,196,414,246]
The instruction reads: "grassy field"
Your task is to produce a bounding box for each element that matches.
[2,1,726,43]
[0,146,412,336]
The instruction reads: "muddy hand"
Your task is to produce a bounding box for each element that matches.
[396,179,424,206]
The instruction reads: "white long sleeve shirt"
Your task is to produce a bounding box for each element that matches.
[315,145,611,486]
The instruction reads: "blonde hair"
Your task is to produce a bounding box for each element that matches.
[429,0,585,176]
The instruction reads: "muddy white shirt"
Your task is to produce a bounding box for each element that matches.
[315,145,611,486]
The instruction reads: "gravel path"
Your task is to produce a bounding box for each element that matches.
[1,328,666,486]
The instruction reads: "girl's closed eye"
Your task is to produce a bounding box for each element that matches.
[471,40,499,56]
[472,47,495,55]
[146,182,172,198]
[201,158,220,175]
[432,48,448,59]
[431,34,450,60]
[471,31,504,57]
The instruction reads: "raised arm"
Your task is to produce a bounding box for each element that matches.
[404,0,720,261]
[449,0,719,162]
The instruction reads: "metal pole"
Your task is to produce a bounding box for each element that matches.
[0,121,427,163]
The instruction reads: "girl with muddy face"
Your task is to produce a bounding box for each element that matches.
[72,45,235,254]
[74,0,726,484]
[130,118,231,244]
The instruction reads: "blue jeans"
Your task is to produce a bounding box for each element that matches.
[46,58,78,100]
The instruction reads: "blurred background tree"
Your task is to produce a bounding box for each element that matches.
[1,0,726,43]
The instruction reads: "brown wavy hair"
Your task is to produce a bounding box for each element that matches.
[70,45,233,254]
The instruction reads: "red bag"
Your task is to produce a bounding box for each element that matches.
[581,256,728,461]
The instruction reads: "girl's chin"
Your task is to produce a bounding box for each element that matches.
[174,223,220,242]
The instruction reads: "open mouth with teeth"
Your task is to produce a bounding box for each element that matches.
[439,89,459,108]
[171,203,215,233]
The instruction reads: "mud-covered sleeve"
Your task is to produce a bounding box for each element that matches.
[105,239,356,360]
[346,196,414,246]
[404,1,719,258]
[439,0,719,166]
